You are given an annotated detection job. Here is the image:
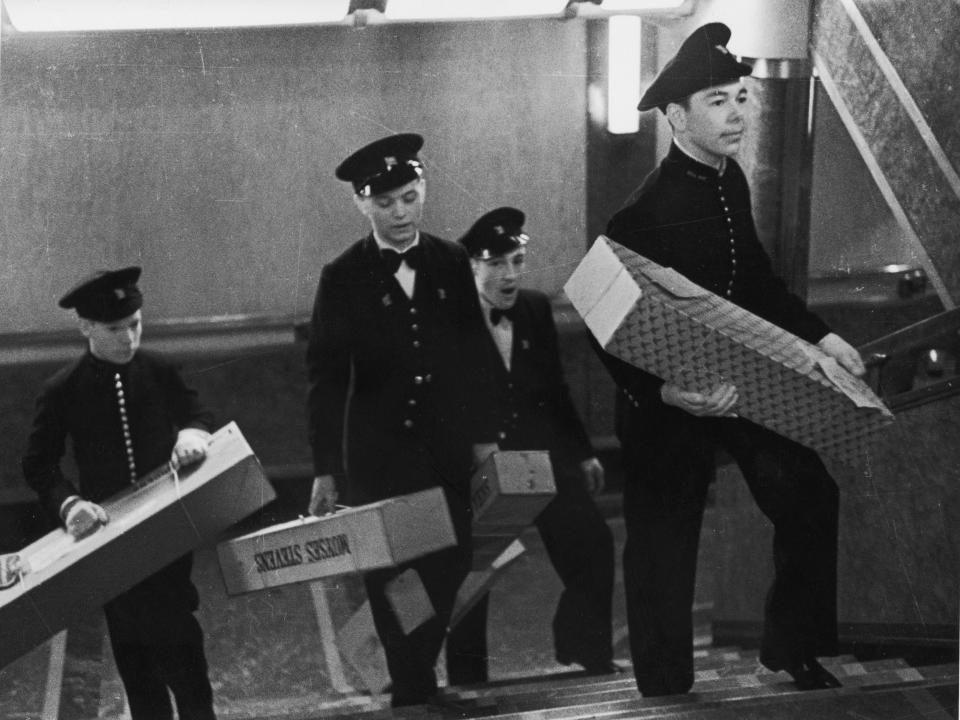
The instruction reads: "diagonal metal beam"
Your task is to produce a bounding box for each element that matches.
[812,52,954,310]
[835,0,960,200]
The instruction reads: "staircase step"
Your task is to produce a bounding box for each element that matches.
[703,655,865,680]
[436,660,948,717]
[440,655,865,702]
[592,670,958,720]
[445,646,772,700]
[300,660,956,720]
[476,663,959,720]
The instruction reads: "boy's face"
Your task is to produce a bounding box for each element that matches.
[80,310,142,364]
[354,178,425,249]
[472,247,527,310]
[670,80,748,165]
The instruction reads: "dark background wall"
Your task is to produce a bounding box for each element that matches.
[0,19,589,335]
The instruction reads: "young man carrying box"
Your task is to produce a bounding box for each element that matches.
[598,23,866,697]
[22,267,216,720]
[305,134,499,707]
[447,207,618,683]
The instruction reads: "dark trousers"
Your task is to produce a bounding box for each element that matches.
[446,487,615,684]
[365,544,471,707]
[103,555,215,720]
[620,411,839,697]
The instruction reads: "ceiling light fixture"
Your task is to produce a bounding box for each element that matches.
[4,0,352,33]
[384,0,568,22]
[567,0,689,19]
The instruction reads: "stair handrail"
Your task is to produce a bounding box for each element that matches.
[858,307,960,412]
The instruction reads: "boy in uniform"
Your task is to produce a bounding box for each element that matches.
[447,207,618,682]
[601,23,864,696]
[23,267,216,720]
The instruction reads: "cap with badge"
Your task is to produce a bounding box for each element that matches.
[638,22,753,112]
[459,207,529,260]
[58,266,143,322]
[335,133,426,197]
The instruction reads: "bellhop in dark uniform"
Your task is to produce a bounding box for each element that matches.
[22,268,216,720]
[306,134,498,707]
[599,23,866,696]
[445,207,618,684]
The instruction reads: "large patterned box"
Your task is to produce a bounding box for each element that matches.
[470,450,556,533]
[0,422,274,667]
[217,487,456,595]
[564,236,894,466]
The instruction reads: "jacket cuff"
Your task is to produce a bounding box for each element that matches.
[59,495,82,523]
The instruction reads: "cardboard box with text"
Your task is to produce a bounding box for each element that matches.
[217,487,456,595]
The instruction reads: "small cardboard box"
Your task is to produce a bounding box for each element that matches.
[564,236,895,466]
[217,487,457,595]
[0,422,274,667]
[470,451,556,532]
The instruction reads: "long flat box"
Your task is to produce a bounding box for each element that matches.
[470,530,522,571]
[450,539,526,629]
[217,487,457,595]
[0,422,274,667]
[564,236,894,466]
[471,451,556,532]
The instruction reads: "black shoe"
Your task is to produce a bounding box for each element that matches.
[784,658,842,691]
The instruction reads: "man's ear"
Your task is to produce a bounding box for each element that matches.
[352,192,367,215]
[78,318,93,339]
[665,102,686,132]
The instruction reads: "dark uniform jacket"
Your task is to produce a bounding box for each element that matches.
[23,350,213,519]
[306,232,496,528]
[484,289,593,490]
[603,142,830,417]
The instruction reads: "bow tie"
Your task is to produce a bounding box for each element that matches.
[381,246,420,274]
[489,306,517,325]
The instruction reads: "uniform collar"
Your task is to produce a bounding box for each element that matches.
[84,350,134,376]
[666,141,728,182]
[373,231,420,254]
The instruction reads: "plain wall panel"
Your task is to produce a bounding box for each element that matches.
[0,20,588,334]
